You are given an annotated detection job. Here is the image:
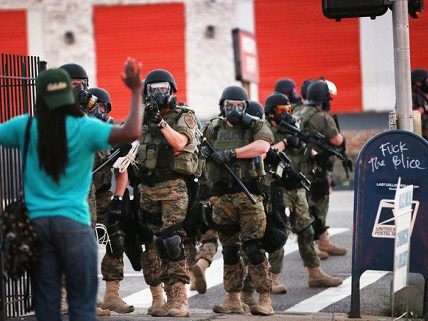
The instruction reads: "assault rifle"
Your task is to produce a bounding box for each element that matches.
[200,137,257,204]
[276,151,311,192]
[266,148,311,192]
[278,119,344,160]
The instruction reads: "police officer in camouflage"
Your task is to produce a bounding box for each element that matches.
[293,79,347,257]
[135,69,199,317]
[262,93,342,288]
[84,88,135,314]
[204,86,274,316]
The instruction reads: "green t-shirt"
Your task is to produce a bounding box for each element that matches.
[0,114,113,225]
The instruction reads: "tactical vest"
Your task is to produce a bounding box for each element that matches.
[206,118,265,193]
[136,106,198,182]
[93,150,113,193]
[293,104,318,132]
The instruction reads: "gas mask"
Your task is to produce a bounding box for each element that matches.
[88,102,111,122]
[146,82,174,108]
[272,104,292,124]
[223,100,246,125]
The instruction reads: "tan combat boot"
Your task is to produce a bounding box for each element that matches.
[191,258,209,294]
[271,273,287,294]
[315,243,329,260]
[102,280,134,313]
[151,284,171,317]
[213,292,248,314]
[168,282,190,317]
[241,290,257,309]
[250,292,274,316]
[307,267,343,288]
[147,285,165,315]
[96,306,111,316]
[318,231,347,256]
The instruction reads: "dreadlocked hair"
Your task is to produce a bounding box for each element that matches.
[35,95,84,183]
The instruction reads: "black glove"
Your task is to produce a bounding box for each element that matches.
[285,134,300,148]
[200,145,212,159]
[265,148,279,166]
[210,149,236,165]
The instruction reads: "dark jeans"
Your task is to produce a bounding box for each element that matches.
[31,217,97,321]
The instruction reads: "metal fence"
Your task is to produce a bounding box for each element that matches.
[0,53,43,320]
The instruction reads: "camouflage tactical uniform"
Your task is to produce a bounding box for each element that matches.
[276,124,319,267]
[136,105,199,287]
[205,117,274,295]
[90,151,126,282]
[293,105,339,239]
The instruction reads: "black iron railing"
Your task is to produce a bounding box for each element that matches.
[0,53,43,320]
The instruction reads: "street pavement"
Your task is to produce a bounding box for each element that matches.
[93,190,419,319]
[21,190,424,320]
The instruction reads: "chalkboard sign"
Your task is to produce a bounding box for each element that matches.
[349,130,428,319]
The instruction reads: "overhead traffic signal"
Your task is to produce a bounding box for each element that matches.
[322,0,424,21]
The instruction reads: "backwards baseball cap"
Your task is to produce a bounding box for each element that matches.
[36,68,75,110]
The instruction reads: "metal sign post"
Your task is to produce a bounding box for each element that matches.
[392,0,414,131]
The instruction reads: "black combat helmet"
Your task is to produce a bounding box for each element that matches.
[246,100,264,119]
[274,78,295,95]
[274,78,301,104]
[143,69,177,96]
[264,93,290,115]
[59,63,88,80]
[301,79,314,100]
[219,86,248,105]
[307,80,333,109]
[87,87,111,113]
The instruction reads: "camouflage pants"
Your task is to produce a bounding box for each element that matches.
[210,192,271,293]
[196,229,218,265]
[284,188,320,268]
[243,247,283,292]
[308,192,330,235]
[140,178,190,286]
[141,242,162,286]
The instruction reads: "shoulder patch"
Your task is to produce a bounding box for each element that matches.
[184,113,196,129]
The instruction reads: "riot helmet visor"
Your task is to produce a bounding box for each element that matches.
[147,82,171,96]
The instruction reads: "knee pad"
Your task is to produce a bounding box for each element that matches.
[297,225,315,244]
[242,239,265,265]
[309,206,328,240]
[222,245,240,265]
[154,233,184,261]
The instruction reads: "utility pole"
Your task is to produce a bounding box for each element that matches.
[392,0,414,131]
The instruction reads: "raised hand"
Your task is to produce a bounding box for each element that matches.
[121,57,143,92]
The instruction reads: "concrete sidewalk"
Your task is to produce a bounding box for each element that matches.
[94,311,415,321]
[20,311,422,321]
[25,309,415,321]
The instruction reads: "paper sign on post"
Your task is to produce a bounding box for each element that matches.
[392,177,413,293]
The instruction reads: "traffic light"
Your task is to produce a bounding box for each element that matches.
[322,0,424,20]
[322,0,388,20]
